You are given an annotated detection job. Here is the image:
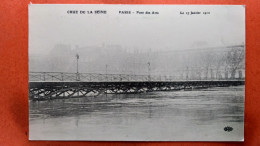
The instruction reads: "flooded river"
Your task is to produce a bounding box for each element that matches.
[29,85,244,141]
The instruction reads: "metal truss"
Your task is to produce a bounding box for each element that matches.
[29,81,244,101]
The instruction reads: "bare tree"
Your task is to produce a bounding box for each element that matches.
[225,47,245,79]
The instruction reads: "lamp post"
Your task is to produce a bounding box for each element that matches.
[76,54,79,81]
[76,54,79,73]
[105,64,108,81]
[148,62,151,81]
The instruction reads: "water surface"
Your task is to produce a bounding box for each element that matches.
[29,86,244,141]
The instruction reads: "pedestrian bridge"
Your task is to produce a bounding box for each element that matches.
[29,72,245,101]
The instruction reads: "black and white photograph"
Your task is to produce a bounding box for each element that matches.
[29,4,245,141]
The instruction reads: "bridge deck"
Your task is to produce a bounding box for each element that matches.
[29,80,245,101]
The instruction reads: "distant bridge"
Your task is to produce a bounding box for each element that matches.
[29,72,245,101]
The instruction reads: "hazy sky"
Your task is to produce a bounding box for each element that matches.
[29,5,245,55]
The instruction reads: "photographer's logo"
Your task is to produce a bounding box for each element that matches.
[224,126,233,132]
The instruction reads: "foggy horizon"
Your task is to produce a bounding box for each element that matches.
[29,4,245,78]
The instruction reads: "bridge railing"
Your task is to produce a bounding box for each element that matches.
[29,72,245,82]
[29,72,159,82]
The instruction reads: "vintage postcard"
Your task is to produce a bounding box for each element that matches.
[29,4,245,141]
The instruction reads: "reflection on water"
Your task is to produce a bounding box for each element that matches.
[29,86,244,141]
